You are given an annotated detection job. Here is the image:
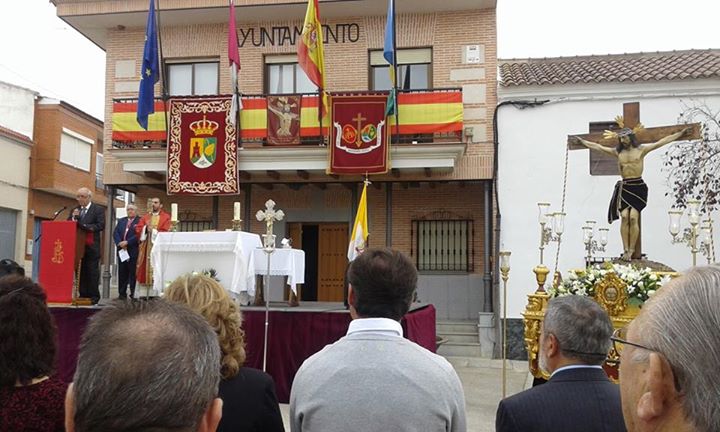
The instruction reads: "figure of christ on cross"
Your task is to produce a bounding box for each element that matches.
[568,103,698,261]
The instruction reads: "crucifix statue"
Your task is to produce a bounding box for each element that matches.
[568,102,700,261]
[256,199,285,249]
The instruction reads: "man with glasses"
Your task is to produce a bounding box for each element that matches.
[68,187,105,304]
[615,265,720,432]
[112,204,140,299]
[496,295,626,432]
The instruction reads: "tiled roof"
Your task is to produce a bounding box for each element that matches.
[0,125,33,145]
[499,50,720,87]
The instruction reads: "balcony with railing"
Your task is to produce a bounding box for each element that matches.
[110,88,466,175]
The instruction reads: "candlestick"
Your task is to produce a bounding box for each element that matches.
[234,202,241,221]
[171,203,178,222]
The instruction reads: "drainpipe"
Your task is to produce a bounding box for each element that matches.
[490,99,549,358]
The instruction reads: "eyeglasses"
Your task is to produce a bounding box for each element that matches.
[610,326,683,392]
[610,326,654,360]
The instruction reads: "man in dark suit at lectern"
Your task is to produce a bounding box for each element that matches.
[496,295,626,432]
[68,187,105,304]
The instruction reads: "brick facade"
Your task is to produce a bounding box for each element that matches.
[55,1,497,317]
[26,102,110,265]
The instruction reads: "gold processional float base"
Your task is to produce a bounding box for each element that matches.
[522,261,678,382]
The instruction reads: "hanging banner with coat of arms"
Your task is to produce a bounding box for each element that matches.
[166,96,239,195]
[329,95,390,175]
[267,95,302,145]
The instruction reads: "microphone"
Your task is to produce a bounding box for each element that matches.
[52,206,67,220]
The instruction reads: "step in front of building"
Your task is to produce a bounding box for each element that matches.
[436,319,479,334]
[436,320,481,358]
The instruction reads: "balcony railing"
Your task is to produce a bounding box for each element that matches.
[111,88,463,150]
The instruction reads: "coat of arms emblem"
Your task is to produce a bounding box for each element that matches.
[189,115,219,169]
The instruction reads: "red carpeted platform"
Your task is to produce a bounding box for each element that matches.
[50,302,436,403]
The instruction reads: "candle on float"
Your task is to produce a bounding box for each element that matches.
[234,202,241,220]
[171,203,178,222]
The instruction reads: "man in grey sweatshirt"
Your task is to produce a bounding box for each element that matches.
[290,248,467,432]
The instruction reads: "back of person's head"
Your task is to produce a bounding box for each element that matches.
[69,299,222,432]
[347,248,417,321]
[0,275,56,387]
[638,265,720,431]
[165,273,246,379]
[543,295,613,365]
[0,258,25,278]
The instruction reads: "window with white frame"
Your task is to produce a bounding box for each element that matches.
[265,54,317,94]
[95,153,104,189]
[370,48,432,91]
[60,129,92,171]
[167,61,219,96]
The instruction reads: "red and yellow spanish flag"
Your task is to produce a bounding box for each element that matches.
[297,0,327,116]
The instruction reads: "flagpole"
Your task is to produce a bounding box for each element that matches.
[391,0,400,145]
[155,0,169,154]
[228,0,242,149]
[318,90,323,146]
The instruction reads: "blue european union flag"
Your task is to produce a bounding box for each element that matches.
[137,0,159,130]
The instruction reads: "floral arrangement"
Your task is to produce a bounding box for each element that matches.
[548,263,671,306]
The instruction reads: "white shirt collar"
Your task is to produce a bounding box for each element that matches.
[347,317,403,337]
[84,202,92,210]
[550,364,603,378]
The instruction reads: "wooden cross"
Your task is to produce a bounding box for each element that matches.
[567,102,701,259]
[352,112,367,146]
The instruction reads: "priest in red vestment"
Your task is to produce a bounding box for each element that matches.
[135,197,172,286]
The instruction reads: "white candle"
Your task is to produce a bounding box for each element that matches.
[171,203,178,222]
[234,202,241,220]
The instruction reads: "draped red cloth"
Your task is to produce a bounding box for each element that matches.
[50,304,436,403]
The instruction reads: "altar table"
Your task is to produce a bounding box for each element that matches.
[151,231,262,295]
[253,247,305,294]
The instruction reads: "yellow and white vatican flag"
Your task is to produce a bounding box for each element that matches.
[347,182,369,262]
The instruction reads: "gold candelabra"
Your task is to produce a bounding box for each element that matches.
[499,251,511,399]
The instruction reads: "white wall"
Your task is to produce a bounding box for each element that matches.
[0,81,36,139]
[0,136,31,263]
[498,82,720,318]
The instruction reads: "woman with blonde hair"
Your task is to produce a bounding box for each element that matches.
[165,273,284,432]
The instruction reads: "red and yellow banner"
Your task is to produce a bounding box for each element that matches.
[111,91,463,143]
[166,96,239,195]
[39,221,78,303]
[113,100,166,142]
[329,95,390,175]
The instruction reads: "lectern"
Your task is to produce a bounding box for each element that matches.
[39,220,89,304]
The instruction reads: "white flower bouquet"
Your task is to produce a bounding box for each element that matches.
[548,263,671,306]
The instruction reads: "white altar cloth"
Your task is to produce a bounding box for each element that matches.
[151,231,262,295]
[253,248,305,294]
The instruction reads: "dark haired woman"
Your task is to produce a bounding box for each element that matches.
[0,276,67,431]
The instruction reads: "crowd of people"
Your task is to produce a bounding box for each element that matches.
[0,247,719,431]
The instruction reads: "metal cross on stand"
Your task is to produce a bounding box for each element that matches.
[254,199,284,372]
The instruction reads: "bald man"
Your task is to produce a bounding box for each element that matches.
[68,187,105,304]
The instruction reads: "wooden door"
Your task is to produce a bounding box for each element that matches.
[317,223,348,302]
[287,223,303,249]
